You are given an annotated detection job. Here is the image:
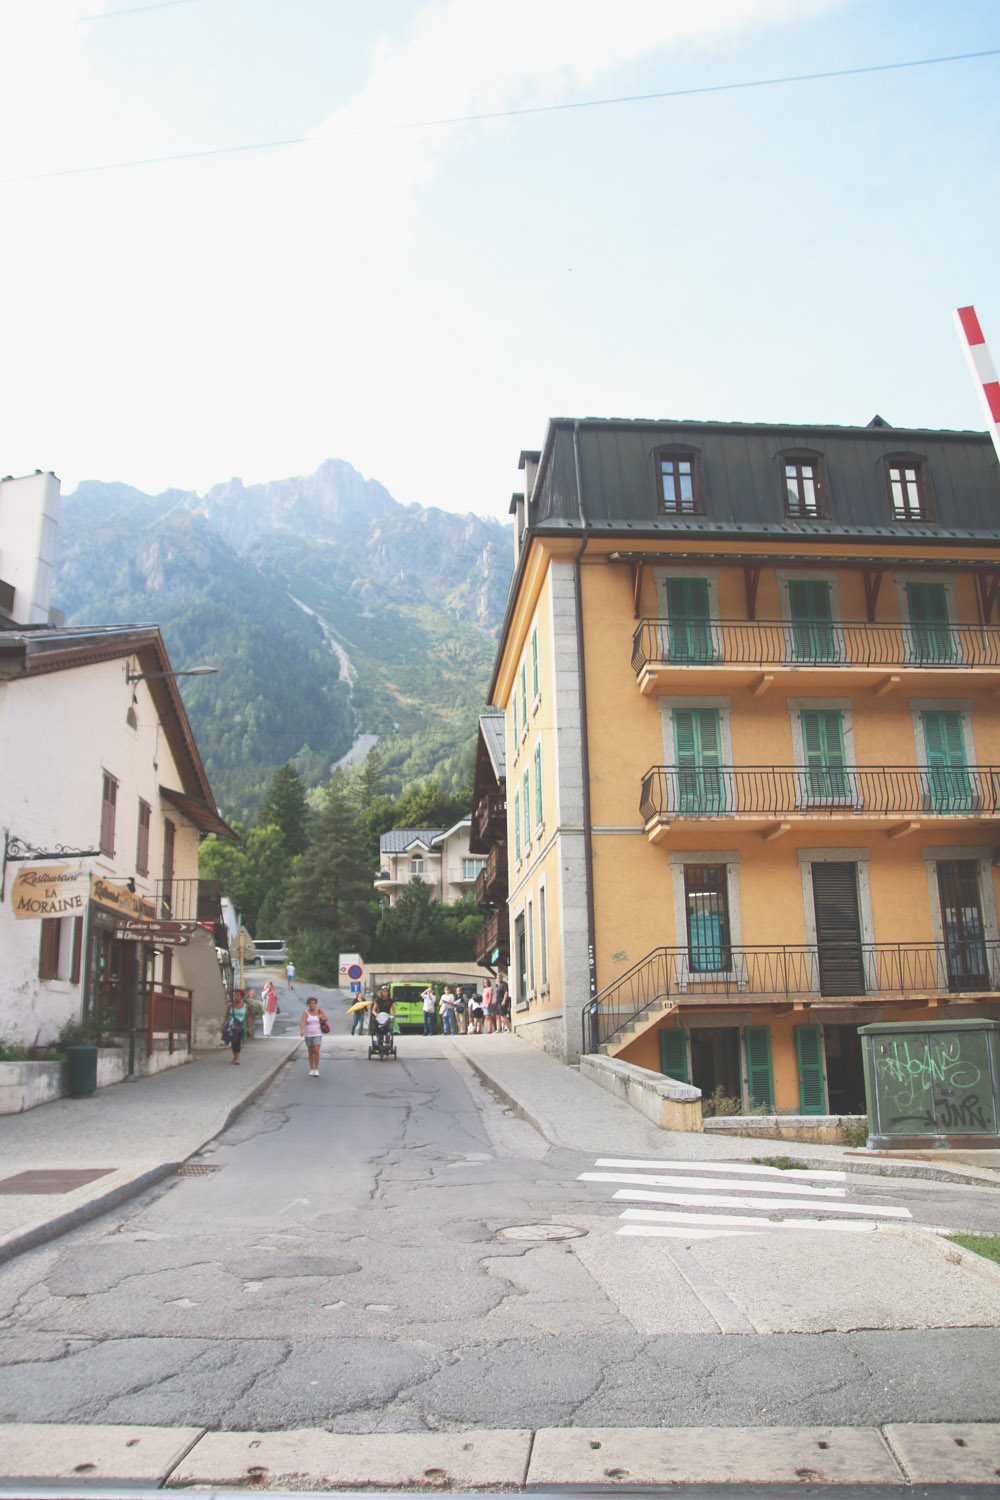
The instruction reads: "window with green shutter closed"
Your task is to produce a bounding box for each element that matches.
[788,579,836,661]
[745,1026,774,1111]
[674,707,725,813]
[906,581,955,663]
[666,578,714,663]
[921,710,975,811]
[795,1025,826,1114]
[800,709,850,802]
[659,1028,689,1082]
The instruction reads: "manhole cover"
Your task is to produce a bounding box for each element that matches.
[496,1223,588,1241]
[177,1163,221,1177]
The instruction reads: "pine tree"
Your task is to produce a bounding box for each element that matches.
[280,770,373,952]
[258,763,310,856]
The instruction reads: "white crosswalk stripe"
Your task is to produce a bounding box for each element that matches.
[579,1156,913,1240]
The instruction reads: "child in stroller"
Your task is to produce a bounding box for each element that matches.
[368,985,397,1059]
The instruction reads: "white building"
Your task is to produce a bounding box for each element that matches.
[374,820,483,907]
[0,472,233,1058]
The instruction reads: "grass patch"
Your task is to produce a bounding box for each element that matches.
[946,1232,1000,1267]
[752,1155,800,1171]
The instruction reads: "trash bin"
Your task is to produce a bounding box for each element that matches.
[859,1019,1000,1150]
[66,1044,98,1098]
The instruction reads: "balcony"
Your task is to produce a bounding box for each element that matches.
[475,907,510,968]
[475,844,509,909]
[155,877,224,932]
[632,618,1000,697]
[474,791,507,845]
[583,942,1000,1053]
[639,764,1000,840]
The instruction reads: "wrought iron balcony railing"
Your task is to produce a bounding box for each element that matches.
[582,942,1000,1053]
[639,765,1000,823]
[632,618,1000,677]
[154,877,224,924]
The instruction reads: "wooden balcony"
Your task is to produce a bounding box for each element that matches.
[475,844,509,909]
[632,618,1000,697]
[639,764,1000,841]
[474,791,507,844]
[475,908,509,968]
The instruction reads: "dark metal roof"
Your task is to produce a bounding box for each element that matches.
[529,417,1000,534]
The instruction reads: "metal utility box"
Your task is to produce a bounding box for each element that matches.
[858,1019,1000,1150]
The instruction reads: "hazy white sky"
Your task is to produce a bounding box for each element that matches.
[1,0,998,518]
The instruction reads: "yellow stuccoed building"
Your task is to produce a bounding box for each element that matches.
[486,416,1000,1117]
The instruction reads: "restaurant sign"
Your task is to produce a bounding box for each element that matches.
[90,876,156,920]
[11,866,91,919]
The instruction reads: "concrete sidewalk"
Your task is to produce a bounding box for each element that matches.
[449,1031,1000,1186]
[0,1034,301,1265]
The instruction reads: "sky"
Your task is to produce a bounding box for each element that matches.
[1,0,999,520]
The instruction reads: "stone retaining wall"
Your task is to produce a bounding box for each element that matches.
[0,1038,190,1114]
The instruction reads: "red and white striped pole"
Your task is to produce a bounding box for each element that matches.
[955,304,1000,464]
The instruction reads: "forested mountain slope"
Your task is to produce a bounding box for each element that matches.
[54,460,513,819]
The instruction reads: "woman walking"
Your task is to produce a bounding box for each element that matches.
[224,994,247,1064]
[300,995,328,1076]
[261,980,279,1036]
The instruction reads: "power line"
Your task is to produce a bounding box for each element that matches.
[5,45,998,184]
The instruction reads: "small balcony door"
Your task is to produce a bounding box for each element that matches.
[936,859,989,992]
[811,862,866,997]
[906,581,957,664]
[921,711,975,812]
[665,578,714,663]
[800,709,851,803]
[674,707,726,813]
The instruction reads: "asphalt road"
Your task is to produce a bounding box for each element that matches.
[0,977,998,1433]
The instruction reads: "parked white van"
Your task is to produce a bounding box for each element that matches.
[253,939,288,966]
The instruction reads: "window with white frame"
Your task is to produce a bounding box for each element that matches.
[538,882,548,987]
[534,741,543,828]
[462,857,486,880]
[530,626,539,701]
[522,769,531,846]
[526,897,535,993]
[410,854,425,874]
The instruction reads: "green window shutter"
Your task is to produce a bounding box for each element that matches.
[906,581,954,662]
[800,709,849,800]
[659,1028,688,1082]
[667,578,712,662]
[922,709,973,811]
[745,1026,774,1111]
[513,790,521,859]
[534,742,542,825]
[674,708,724,813]
[512,692,518,743]
[520,664,528,724]
[788,579,835,660]
[531,628,539,698]
[522,770,531,842]
[795,1025,826,1114]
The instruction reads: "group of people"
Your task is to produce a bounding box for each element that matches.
[421,976,510,1035]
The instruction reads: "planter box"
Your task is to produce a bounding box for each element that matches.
[0,1038,190,1114]
[704,1114,867,1145]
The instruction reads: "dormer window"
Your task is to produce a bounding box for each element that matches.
[886,455,933,521]
[410,854,425,874]
[655,446,703,515]
[780,451,827,519]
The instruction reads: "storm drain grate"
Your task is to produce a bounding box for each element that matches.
[496,1223,588,1241]
[176,1163,221,1177]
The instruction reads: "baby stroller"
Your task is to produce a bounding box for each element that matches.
[368,1008,397,1061]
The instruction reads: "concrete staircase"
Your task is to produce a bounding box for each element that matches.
[599,996,676,1056]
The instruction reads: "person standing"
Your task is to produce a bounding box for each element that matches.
[286,959,296,988]
[421,986,437,1036]
[494,972,510,1032]
[224,994,246,1064]
[480,978,494,1035]
[300,995,328,1076]
[439,985,457,1035]
[350,994,369,1036]
[261,980,279,1036]
[454,986,469,1035]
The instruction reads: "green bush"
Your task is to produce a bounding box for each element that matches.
[841,1119,869,1147]
[289,928,341,986]
[0,1039,27,1062]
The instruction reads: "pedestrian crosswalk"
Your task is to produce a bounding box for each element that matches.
[579,1156,914,1240]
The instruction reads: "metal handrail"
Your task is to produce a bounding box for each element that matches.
[639,765,1000,822]
[582,942,1000,1053]
[632,618,1000,675]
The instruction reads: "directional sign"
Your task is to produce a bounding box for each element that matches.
[113,919,197,946]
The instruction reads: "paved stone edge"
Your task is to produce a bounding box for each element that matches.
[1,1423,999,1488]
[0,1041,302,1268]
[877,1220,1000,1288]
[454,1046,563,1147]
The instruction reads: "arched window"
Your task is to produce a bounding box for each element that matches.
[654,445,704,515]
[778,449,828,519]
[884,453,933,521]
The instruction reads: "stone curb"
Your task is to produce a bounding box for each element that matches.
[877,1220,1000,1288]
[0,1422,999,1488]
[457,1045,1000,1187]
[0,1040,302,1268]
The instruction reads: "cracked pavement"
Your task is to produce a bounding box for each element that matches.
[0,1025,999,1432]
